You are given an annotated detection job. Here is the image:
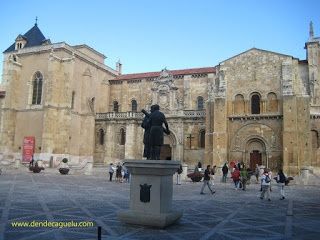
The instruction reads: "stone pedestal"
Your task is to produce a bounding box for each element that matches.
[84,162,93,175]
[118,160,183,228]
[181,164,188,180]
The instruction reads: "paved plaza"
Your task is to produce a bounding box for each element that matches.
[0,169,320,240]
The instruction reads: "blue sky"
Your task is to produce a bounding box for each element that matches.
[1,0,320,78]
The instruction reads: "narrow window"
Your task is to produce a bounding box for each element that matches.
[131,99,137,112]
[71,91,75,109]
[32,71,43,105]
[120,128,126,145]
[199,130,205,148]
[197,96,204,110]
[234,94,245,114]
[251,94,260,114]
[99,129,105,145]
[113,101,119,112]
[311,130,319,148]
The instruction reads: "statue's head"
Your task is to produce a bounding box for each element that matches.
[153,104,160,111]
[150,104,159,112]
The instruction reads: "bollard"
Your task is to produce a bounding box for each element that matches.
[97,226,101,240]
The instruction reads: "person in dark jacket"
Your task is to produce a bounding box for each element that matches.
[277,169,287,200]
[231,166,241,190]
[222,163,228,183]
[149,104,170,160]
[200,165,215,194]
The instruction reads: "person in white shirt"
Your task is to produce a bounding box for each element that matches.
[108,163,115,182]
[260,169,271,201]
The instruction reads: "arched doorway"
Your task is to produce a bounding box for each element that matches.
[246,138,266,170]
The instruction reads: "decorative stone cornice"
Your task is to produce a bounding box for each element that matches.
[311,114,320,119]
[228,114,283,121]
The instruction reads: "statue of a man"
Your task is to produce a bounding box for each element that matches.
[148,104,170,160]
[141,106,155,159]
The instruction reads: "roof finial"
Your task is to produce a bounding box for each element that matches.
[309,21,314,39]
[35,16,38,26]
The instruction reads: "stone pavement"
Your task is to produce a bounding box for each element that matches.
[0,169,320,240]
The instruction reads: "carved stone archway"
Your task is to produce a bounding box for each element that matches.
[160,130,178,160]
[245,138,267,170]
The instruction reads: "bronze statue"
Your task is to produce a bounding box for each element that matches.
[141,105,170,160]
[141,107,153,159]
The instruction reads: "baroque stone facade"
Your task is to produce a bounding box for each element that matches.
[1,23,320,175]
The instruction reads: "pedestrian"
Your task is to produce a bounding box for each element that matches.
[269,169,273,192]
[240,166,249,191]
[260,169,271,201]
[254,164,260,183]
[197,161,202,172]
[222,163,228,183]
[123,166,130,183]
[276,169,287,200]
[108,163,115,181]
[200,165,215,194]
[176,164,183,185]
[116,163,122,183]
[210,165,216,186]
[231,166,240,190]
[29,155,35,167]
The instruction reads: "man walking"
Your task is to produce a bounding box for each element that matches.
[260,169,271,201]
[222,163,228,183]
[200,165,215,195]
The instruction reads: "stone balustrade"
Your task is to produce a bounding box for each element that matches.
[96,110,206,120]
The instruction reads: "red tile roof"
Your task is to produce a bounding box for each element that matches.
[114,67,216,81]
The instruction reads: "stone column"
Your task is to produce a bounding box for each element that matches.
[104,123,115,163]
[125,122,136,159]
[181,163,188,180]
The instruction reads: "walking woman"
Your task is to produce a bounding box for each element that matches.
[277,169,287,200]
[200,165,215,195]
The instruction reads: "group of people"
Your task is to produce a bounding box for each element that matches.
[197,160,288,201]
[108,163,130,183]
[260,168,287,201]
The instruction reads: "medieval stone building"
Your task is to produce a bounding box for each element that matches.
[1,23,320,175]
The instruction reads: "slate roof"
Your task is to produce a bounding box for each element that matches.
[4,24,47,53]
[115,67,216,81]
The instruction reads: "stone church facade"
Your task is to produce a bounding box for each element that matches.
[1,23,320,175]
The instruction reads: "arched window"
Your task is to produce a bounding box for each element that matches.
[120,128,126,145]
[113,101,119,112]
[311,130,319,149]
[99,129,105,145]
[71,91,75,109]
[199,129,205,148]
[197,96,204,110]
[267,92,278,112]
[32,71,43,105]
[251,94,260,114]
[234,94,245,114]
[131,99,137,112]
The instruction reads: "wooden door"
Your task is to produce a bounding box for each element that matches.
[250,150,262,170]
